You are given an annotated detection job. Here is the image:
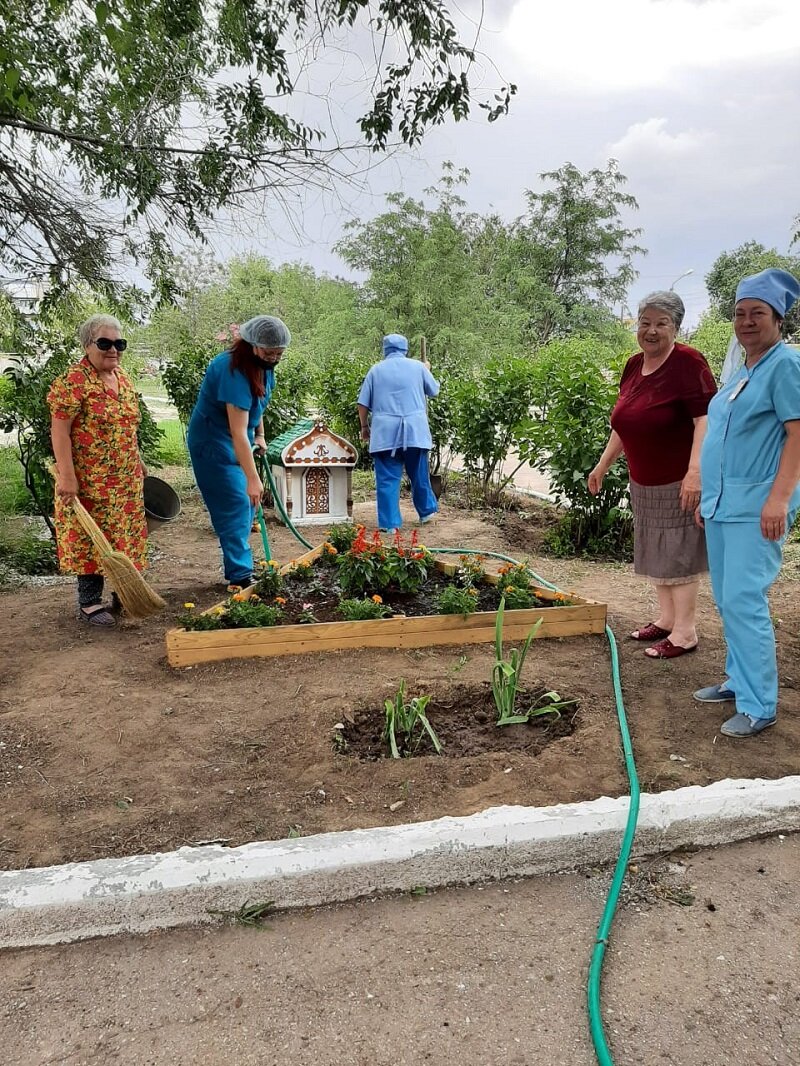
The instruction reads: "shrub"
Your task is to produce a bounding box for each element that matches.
[451,351,539,504]
[315,350,374,462]
[0,528,59,575]
[520,336,634,559]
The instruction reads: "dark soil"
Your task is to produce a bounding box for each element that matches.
[261,562,559,626]
[341,681,577,760]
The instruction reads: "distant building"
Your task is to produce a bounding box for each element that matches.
[1,279,48,317]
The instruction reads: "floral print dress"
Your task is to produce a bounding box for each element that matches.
[47,357,148,575]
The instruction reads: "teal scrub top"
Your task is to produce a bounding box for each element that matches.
[189,351,274,447]
[700,340,800,521]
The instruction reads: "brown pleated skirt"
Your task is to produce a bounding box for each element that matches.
[629,479,708,584]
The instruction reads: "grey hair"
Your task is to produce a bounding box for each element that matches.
[78,314,123,348]
[637,291,685,330]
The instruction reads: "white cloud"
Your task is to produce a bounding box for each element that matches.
[609,117,711,159]
[504,0,800,90]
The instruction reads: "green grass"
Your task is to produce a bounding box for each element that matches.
[0,447,33,517]
[155,421,190,467]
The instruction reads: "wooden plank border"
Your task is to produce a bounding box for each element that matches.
[166,549,607,667]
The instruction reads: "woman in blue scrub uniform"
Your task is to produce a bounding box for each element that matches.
[695,269,800,737]
[188,315,291,587]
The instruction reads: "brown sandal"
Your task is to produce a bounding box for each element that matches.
[645,638,697,659]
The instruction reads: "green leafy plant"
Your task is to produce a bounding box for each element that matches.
[496,584,539,611]
[253,559,284,598]
[383,680,442,759]
[284,559,314,582]
[492,597,543,726]
[336,596,392,621]
[336,525,388,594]
[436,584,480,617]
[0,527,59,575]
[380,533,433,594]
[179,596,283,631]
[454,554,487,587]
[207,899,275,928]
[519,336,634,559]
[297,602,318,624]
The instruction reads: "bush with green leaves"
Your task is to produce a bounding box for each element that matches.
[519,336,634,559]
[0,526,59,575]
[451,351,539,504]
[315,350,374,464]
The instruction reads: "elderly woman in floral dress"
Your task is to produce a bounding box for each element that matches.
[588,291,717,658]
[49,314,148,627]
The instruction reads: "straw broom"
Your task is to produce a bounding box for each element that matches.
[69,497,166,618]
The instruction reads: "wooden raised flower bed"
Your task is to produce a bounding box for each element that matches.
[165,546,607,667]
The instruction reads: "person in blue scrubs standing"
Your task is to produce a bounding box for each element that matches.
[188,315,291,587]
[357,334,440,533]
[695,269,800,737]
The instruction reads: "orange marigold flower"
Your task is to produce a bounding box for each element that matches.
[232,593,245,602]
[371,594,383,603]
[274,596,287,605]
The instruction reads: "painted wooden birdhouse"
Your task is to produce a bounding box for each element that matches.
[266,419,358,526]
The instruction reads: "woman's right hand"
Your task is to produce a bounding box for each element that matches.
[246,474,264,508]
[55,471,80,502]
[587,465,605,496]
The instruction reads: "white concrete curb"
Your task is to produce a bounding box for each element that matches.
[2,775,799,949]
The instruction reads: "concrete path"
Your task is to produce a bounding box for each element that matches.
[2,833,797,1065]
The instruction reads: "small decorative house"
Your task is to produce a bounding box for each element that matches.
[266,419,358,526]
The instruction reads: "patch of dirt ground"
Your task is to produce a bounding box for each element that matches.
[2,473,800,871]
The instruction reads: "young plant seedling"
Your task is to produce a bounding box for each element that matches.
[383,679,443,758]
[491,597,571,727]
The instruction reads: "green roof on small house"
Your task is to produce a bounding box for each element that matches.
[266,419,315,467]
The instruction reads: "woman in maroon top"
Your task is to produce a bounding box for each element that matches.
[588,291,717,658]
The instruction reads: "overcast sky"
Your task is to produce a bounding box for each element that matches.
[209,0,800,330]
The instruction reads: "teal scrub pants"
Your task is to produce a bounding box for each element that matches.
[188,436,255,586]
[373,448,438,531]
[704,516,795,722]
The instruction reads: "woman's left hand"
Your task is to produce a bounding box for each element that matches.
[761,497,788,541]
[679,469,701,512]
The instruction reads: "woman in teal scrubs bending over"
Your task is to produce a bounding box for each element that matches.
[695,269,800,737]
[188,315,291,587]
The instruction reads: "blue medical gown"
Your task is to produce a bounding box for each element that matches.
[357,353,439,455]
[187,352,274,583]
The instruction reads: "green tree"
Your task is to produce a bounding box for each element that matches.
[0,1,514,295]
[706,241,800,336]
[494,161,646,345]
[690,311,735,380]
[336,166,523,368]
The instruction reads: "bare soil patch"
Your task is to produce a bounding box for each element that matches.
[2,471,800,871]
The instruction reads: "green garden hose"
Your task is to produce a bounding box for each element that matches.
[427,547,642,1066]
[249,501,640,1065]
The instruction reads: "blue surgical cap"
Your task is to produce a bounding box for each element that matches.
[382,333,409,357]
[735,269,800,319]
[239,315,291,349]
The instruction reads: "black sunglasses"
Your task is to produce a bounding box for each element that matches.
[94,337,128,351]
